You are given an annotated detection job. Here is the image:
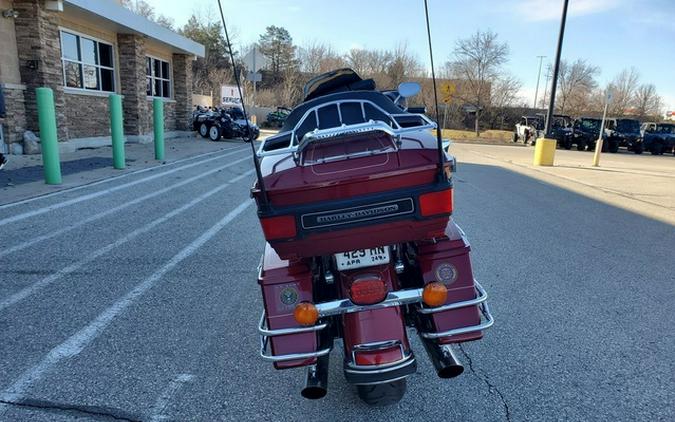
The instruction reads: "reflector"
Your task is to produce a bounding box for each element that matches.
[260,215,297,240]
[419,189,453,217]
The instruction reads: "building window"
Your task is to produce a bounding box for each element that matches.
[60,31,115,92]
[146,57,171,98]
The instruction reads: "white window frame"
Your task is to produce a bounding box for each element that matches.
[146,55,173,99]
[59,28,116,94]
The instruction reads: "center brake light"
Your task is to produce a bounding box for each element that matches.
[419,188,453,217]
[349,276,388,305]
[259,215,297,240]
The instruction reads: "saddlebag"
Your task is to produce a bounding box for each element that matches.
[258,244,324,369]
[415,221,486,343]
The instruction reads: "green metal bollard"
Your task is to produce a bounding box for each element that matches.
[109,94,125,169]
[153,98,164,160]
[36,87,62,185]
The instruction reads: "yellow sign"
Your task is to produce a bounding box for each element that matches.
[440,82,456,104]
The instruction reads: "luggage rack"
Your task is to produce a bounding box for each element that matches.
[258,98,437,157]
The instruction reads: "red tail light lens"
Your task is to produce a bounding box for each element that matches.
[354,347,403,366]
[349,277,387,305]
[259,215,297,240]
[419,189,453,217]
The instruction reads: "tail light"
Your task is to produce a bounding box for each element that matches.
[419,189,453,217]
[349,277,387,305]
[259,215,296,240]
[354,347,403,366]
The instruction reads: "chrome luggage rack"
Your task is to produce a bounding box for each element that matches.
[258,280,494,362]
[257,98,437,158]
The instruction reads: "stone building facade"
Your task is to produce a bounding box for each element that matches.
[0,0,204,154]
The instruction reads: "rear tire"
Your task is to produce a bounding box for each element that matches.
[199,123,209,138]
[576,141,586,151]
[650,143,662,155]
[356,379,407,406]
[512,132,518,142]
[208,125,221,142]
[634,145,643,154]
[609,142,619,153]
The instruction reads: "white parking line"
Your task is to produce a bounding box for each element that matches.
[0,146,243,211]
[0,147,250,228]
[0,170,254,313]
[0,200,252,414]
[148,374,195,422]
[0,155,252,259]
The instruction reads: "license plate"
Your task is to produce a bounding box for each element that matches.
[335,247,390,271]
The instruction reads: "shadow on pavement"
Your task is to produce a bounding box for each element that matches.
[0,156,135,186]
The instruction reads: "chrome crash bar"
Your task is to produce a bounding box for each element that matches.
[258,281,494,362]
[258,98,436,157]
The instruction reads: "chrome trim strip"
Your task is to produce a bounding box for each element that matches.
[344,354,416,375]
[258,312,328,337]
[316,288,424,317]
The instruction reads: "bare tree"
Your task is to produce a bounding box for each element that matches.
[557,59,600,115]
[446,30,509,135]
[486,74,522,129]
[278,67,302,107]
[345,48,371,77]
[298,41,345,75]
[386,43,424,87]
[121,0,175,29]
[608,68,640,116]
[634,84,662,118]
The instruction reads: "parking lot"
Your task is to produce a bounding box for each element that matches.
[0,140,672,421]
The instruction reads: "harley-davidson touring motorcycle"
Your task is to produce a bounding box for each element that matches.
[249,68,493,405]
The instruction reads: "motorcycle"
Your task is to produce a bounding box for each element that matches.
[205,107,260,142]
[251,68,493,405]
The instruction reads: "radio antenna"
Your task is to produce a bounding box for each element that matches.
[217,0,268,206]
[423,0,446,180]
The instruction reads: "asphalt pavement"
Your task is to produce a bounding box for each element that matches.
[0,142,673,421]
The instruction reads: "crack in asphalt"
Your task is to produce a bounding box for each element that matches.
[458,344,512,422]
[0,398,142,422]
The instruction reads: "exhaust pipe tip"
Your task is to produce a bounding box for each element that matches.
[420,338,464,379]
[437,363,464,379]
[301,385,328,400]
[301,354,329,400]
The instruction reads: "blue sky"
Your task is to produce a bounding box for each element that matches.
[146,0,675,111]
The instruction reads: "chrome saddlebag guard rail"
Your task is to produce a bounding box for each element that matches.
[258,281,494,362]
[258,313,332,363]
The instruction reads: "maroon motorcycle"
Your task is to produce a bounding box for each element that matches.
[249,68,493,405]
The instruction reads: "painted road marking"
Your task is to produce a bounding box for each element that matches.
[0,145,245,211]
[148,374,195,422]
[0,200,252,415]
[0,170,254,313]
[0,155,252,259]
[0,147,250,227]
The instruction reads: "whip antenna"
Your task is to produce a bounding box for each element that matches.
[423,0,446,179]
[217,0,268,206]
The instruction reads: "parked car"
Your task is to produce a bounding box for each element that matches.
[572,117,606,151]
[512,115,543,145]
[265,106,292,128]
[605,118,642,154]
[641,122,675,155]
[538,114,574,149]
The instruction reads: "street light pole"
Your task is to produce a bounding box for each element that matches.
[533,55,546,109]
[533,0,569,167]
[544,0,569,137]
[592,91,612,167]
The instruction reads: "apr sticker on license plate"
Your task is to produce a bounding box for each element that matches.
[335,247,391,271]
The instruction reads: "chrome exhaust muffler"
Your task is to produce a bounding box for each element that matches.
[300,353,329,399]
[420,337,464,379]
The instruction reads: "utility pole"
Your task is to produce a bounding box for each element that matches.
[533,55,546,109]
[542,65,551,110]
[533,0,569,167]
[544,0,569,138]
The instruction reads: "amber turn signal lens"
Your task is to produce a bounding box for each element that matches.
[422,282,448,307]
[293,302,319,326]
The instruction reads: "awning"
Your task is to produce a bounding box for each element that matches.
[63,0,205,57]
